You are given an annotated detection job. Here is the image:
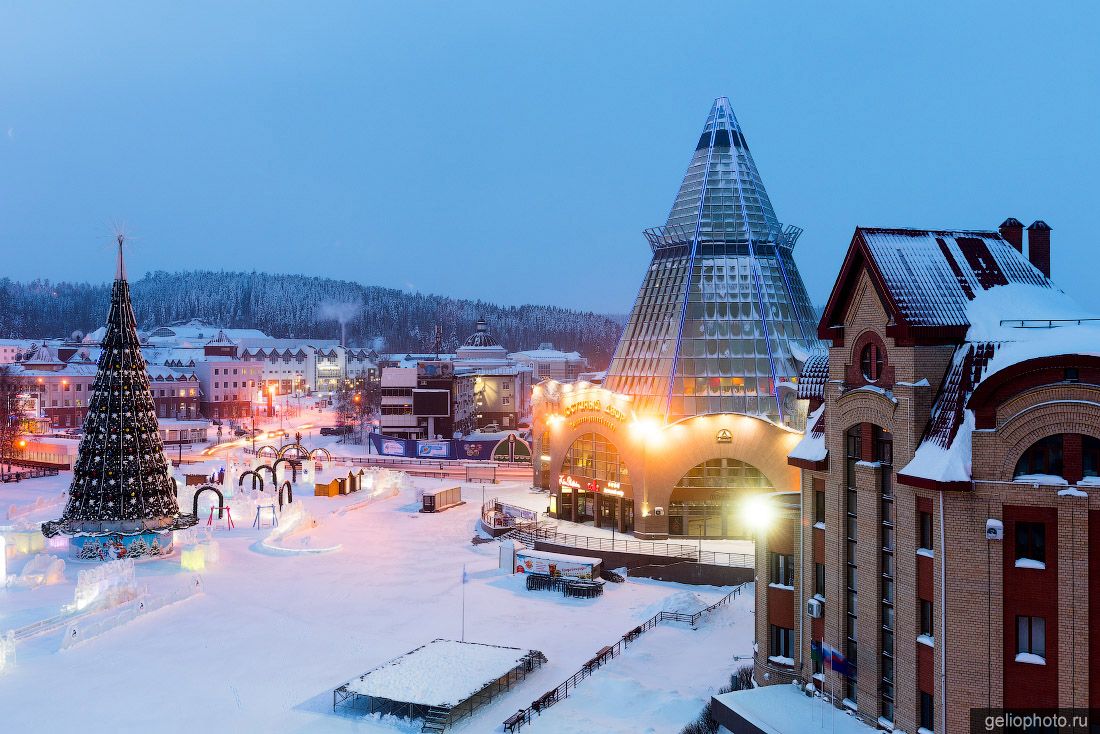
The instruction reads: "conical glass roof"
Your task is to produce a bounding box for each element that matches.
[43,238,196,538]
[604,98,822,427]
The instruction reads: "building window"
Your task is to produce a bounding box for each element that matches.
[814,563,825,597]
[813,489,825,525]
[502,396,510,406]
[1014,434,1063,478]
[1083,435,1100,478]
[919,511,933,552]
[919,691,934,732]
[769,552,793,587]
[920,599,933,637]
[1016,615,1046,660]
[860,343,884,382]
[769,625,793,661]
[1015,522,1046,565]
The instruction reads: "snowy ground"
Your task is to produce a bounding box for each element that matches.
[0,470,754,733]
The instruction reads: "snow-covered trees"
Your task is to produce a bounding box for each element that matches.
[0,271,622,368]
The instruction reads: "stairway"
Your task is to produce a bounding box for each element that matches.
[420,706,451,733]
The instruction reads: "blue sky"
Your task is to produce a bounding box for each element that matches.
[1,2,1097,314]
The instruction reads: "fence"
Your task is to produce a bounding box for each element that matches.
[502,525,754,569]
[506,583,747,730]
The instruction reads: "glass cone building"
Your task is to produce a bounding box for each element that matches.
[603,97,822,427]
[533,97,817,539]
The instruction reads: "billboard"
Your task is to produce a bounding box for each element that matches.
[459,440,497,461]
[416,440,451,459]
[412,389,450,417]
[515,550,599,580]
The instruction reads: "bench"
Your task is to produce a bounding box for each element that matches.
[503,710,526,732]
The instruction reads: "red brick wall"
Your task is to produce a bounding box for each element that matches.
[1091,510,1100,707]
[1003,505,1058,708]
[768,585,795,630]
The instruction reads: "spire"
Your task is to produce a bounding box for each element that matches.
[43,240,196,543]
[605,97,823,426]
[663,97,781,244]
[115,233,127,281]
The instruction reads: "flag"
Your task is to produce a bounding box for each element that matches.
[823,644,851,677]
[810,640,823,664]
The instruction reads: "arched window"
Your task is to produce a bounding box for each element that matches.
[860,343,885,382]
[1014,435,1064,478]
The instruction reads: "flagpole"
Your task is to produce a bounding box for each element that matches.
[461,564,466,642]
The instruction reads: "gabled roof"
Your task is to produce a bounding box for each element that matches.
[819,227,1054,344]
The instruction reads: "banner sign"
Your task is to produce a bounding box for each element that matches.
[369,433,412,458]
[458,440,498,461]
[416,440,452,459]
[515,550,599,580]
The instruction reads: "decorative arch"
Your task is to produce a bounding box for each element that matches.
[278,480,294,510]
[192,484,225,519]
[256,445,279,459]
[272,457,302,481]
[309,447,332,461]
[256,463,277,481]
[278,443,309,460]
[492,436,532,463]
[238,470,264,491]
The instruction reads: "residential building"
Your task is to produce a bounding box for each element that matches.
[188,331,260,420]
[739,218,1100,734]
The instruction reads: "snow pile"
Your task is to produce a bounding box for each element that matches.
[788,405,826,463]
[965,284,1093,341]
[900,410,974,484]
[715,680,878,734]
[637,590,710,620]
[344,639,533,707]
[1014,474,1068,486]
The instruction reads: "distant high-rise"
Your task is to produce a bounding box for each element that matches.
[604,97,821,426]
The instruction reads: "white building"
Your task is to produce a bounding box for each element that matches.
[508,343,588,382]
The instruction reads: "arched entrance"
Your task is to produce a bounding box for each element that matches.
[492,435,532,463]
[559,432,633,533]
[667,458,773,538]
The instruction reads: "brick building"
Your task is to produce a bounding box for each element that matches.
[733,220,1100,733]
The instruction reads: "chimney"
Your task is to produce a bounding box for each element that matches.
[998,217,1024,252]
[1027,220,1052,278]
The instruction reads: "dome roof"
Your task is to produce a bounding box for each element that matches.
[462,319,500,348]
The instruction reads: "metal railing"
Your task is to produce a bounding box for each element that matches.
[506,584,747,730]
[0,466,60,482]
[501,524,753,569]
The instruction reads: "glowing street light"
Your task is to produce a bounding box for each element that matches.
[741,494,775,534]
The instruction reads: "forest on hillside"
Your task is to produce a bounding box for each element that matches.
[0,271,625,368]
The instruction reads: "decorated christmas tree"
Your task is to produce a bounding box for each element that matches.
[43,236,197,543]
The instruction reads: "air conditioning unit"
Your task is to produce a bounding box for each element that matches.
[806,597,823,619]
[654,506,664,516]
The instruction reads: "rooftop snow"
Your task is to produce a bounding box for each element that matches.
[860,228,1052,328]
[713,683,878,734]
[788,405,827,463]
[343,639,533,707]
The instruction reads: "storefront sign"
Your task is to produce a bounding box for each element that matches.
[716,428,733,443]
[562,396,627,423]
[558,474,581,490]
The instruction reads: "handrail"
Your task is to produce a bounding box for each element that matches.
[498,523,753,569]
[506,584,746,730]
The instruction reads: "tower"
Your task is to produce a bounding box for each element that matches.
[603,97,822,427]
[43,236,197,558]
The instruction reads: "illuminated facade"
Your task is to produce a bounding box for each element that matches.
[534,97,818,539]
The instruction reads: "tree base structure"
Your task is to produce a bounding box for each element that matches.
[68,531,174,562]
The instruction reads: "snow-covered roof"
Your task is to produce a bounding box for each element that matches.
[343,639,535,707]
[788,404,827,465]
[859,227,1052,327]
[796,352,829,402]
[899,283,1100,487]
[509,348,584,361]
[713,683,879,734]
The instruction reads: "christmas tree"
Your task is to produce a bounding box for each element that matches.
[43,236,198,540]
